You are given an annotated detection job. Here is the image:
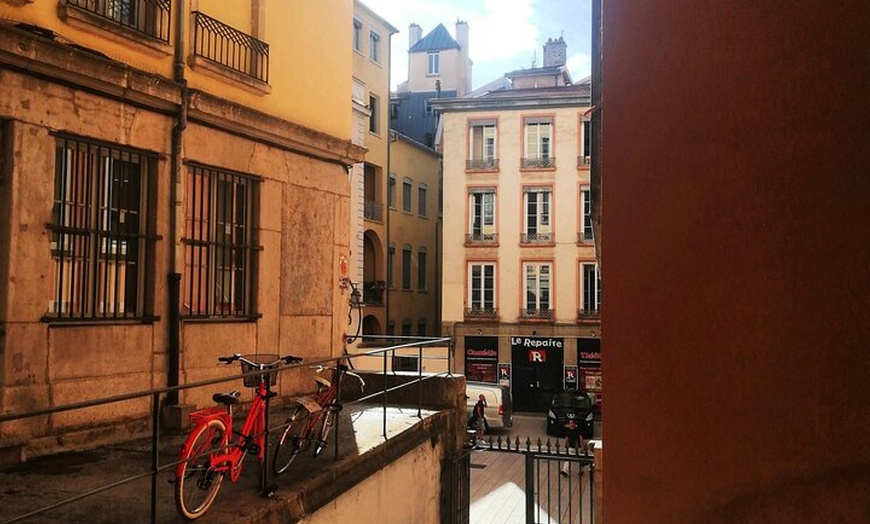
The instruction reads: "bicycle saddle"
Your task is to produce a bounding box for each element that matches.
[212,390,241,405]
[314,377,331,389]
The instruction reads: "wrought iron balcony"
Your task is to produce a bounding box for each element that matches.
[578,308,600,320]
[578,230,594,243]
[522,156,555,169]
[577,155,591,168]
[466,158,499,171]
[66,0,171,42]
[465,233,498,245]
[521,232,553,244]
[521,308,553,320]
[193,11,269,83]
[364,199,384,222]
[464,307,498,320]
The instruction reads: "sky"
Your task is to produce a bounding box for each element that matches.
[361,0,592,91]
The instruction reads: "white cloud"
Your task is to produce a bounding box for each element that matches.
[567,52,591,81]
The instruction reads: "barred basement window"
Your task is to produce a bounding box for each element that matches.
[183,164,260,318]
[48,135,156,320]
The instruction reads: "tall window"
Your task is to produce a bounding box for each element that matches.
[467,262,496,314]
[353,18,362,52]
[581,263,601,317]
[369,94,379,134]
[417,318,427,336]
[417,247,427,291]
[468,120,497,169]
[523,187,552,243]
[183,165,259,318]
[402,177,413,212]
[524,117,553,168]
[387,242,395,288]
[402,244,412,290]
[49,135,154,319]
[427,51,440,75]
[388,174,396,208]
[580,118,592,165]
[468,188,496,243]
[524,262,552,316]
[418,183,428,216]
[581,187,593,242]
[369,30,380,62]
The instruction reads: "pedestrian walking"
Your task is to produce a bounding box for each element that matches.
[560,419,585,476]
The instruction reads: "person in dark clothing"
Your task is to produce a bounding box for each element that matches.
[473,394,487,440]
[561,419,585,476]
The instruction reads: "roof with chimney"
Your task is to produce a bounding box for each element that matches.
[409,23,461,52]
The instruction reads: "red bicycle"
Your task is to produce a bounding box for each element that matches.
[174,353,301,521]
[272,362,365,475]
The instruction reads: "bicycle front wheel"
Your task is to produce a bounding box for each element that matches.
[273,408,312,475]
[175,418,228,521]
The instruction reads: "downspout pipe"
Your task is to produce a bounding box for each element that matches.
[167,0,188,405]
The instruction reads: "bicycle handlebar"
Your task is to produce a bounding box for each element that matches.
[217,353,303,367]
[313,365,366,390]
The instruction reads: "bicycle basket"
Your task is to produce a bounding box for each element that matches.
[241,354,279,387]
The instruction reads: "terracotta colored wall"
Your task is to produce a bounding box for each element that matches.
[602,1,870,522]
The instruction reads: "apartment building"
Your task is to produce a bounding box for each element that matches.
[0,0,361,458]
[433,39,600,413]
[348,1,397,346]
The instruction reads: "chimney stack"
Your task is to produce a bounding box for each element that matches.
[543,36,567,67]
[409,23,422,50]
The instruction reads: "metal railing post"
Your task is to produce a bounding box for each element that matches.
[382,349,388,439]
[150,392,160,524]
[525,453,535,524]
[417,345,423,418]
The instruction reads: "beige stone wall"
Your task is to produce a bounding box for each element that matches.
[0,21,359,458]
[302,438,444,524]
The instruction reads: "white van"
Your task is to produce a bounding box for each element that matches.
[466,381,513,431]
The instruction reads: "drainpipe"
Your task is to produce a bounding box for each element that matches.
[167,0,188,405]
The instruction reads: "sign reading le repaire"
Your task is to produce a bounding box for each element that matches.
[510,336,563,364]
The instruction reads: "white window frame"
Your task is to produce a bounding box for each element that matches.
[524,187,552,239]
[468,189,496,239]
[581,186,593,242]
[427,51,440,75]
[581,262,601,313]
[523,262,552,312]
[469,121,497,163]
[353,18,362,52]
[524,119,552,160]
[467,262,496,311]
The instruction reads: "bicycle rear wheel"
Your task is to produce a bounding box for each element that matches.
[175,418,228,521]
[272,407,312,475]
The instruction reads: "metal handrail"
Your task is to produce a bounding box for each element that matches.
[0,337,453,524]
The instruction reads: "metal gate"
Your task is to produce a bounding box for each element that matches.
[467,437,595,524]
[443,449,471,524]
[525,451,594,524]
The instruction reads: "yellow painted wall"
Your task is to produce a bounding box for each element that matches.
[0,0,353,141]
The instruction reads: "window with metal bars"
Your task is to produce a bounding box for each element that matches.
[182,164,260,318]
[66,0,172,42]
[48,135,155,320]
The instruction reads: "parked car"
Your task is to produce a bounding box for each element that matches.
[465,381,513,431]
[546,389,595,438]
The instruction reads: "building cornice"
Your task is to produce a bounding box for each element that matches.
[429,92,590,113]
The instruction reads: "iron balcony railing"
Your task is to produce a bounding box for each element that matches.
[192,11,269,83]
[578,308,601,320]
[364,199,384,222]
[578,230,594,243]
[465,233,498,245]
[521,232,553,244]
[577,155,591,167]
[464,307,498,320]
[522,156,555,169]
[521,308,553,320]
[66,0,172,42]
[465,158,499,171]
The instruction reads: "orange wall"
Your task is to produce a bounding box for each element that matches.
[602,1,870,522]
